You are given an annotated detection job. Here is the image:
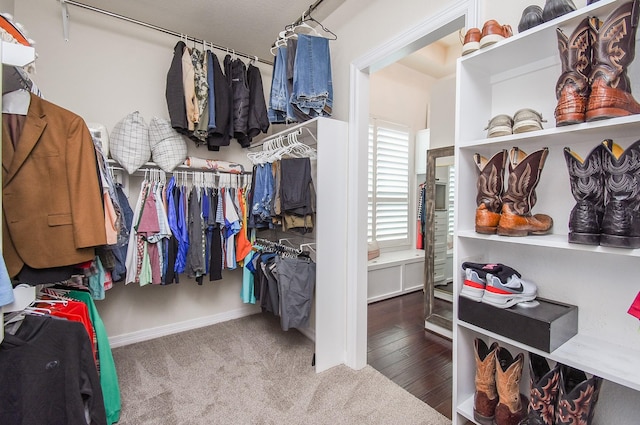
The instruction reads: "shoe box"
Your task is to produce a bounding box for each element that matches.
[458,296,578,352]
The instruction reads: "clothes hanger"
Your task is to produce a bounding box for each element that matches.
[301,12,338,40]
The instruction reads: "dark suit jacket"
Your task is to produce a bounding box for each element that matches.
[2,93,106,277]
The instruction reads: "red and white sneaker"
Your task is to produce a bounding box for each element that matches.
[482,273,537,308]
[460,267,486,302]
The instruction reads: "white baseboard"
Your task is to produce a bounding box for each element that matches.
[108,305,261,348]
[296,325,316,342]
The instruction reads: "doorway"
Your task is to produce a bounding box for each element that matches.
[346,0,476,373]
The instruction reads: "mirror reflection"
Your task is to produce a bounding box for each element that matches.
[423,146,454,337]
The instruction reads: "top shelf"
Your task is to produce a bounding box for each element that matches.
[1,41,35,67]
[458,0,623,75]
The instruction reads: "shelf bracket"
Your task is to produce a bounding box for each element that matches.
[60,0,70,42]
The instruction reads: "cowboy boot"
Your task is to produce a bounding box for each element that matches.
[473,338,500,425]
[586,0,640,121]
[497,148,553,236]
[600,139,640,248]
[554,17,598,126]
[518,353,560,425]
[494,347,527,425]
[555,365,603,425]
[563,143,606,245]
[474,150,507,234]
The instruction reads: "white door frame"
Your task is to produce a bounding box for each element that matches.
[345,0,478,369]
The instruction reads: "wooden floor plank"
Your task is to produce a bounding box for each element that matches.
[367,290,454,420]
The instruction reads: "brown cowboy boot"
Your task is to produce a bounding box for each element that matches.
[474,150,507,234]
[586,0,640,121]
[497,147,553,236]
[494,347,527,425]
[555,365,603,425]
[473,338,499,425]
[554,17,598,126]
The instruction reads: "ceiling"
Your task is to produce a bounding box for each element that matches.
[67,0,347,63]
[66,0,460,77]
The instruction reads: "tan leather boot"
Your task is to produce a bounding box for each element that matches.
[494,347,527,425]
[474,150,507,234]
[497,147,553,236]
[586,0,640,121]
[473,338,499,425]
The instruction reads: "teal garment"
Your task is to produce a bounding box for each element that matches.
[241,251,256,304]
[69,290,121,425]
[89,256,106,300]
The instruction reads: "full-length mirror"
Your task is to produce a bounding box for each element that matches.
[424,146,454,337]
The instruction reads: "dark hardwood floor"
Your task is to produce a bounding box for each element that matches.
[368,290,454,419]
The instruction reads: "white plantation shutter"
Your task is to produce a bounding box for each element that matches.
[368,119,410,246]
[448,165,455,237]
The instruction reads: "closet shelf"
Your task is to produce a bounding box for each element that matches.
[457,231,640,257]
[457,114,640,149]
[1,41,36,67]
[458,320,640,392]
[458,0,618,73]
[107,159,251,175]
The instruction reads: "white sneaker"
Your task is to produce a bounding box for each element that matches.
[460,268,486,302]
[481,273,537,308]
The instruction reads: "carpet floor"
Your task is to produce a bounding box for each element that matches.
[112,313,452,425]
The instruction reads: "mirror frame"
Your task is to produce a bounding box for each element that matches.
[423,145,454,337]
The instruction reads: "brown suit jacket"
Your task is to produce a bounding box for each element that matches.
[2,93,106,277]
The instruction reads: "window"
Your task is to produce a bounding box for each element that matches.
[368,119,411,248]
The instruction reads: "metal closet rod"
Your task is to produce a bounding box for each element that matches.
[60,0,274,65]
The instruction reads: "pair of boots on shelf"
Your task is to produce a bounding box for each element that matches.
[565,139,640,248]
[475,147,553,236]
[555,0,640,126]
[461,262,538,309]
[474,338,603,425]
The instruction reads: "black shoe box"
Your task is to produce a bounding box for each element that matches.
[458,296,578,353]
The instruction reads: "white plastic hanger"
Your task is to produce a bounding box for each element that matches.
[2,88,30,115]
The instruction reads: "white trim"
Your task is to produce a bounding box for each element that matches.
[108,305,260,348]
[425,320,454,340]
[296,326,316,342]
[346,0,477,372]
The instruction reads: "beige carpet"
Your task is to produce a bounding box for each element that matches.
[112,313,452,425]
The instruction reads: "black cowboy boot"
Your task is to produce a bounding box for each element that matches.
[518,353,560,425]
[555,365,603,425]
[600,139,640,248]
[563,143,606,245]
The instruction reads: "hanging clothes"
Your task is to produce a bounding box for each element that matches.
[2,93,106,280]
[68,289,121,425]
[0,314,108,425]
[230,57,251,147]
[166,41,188,134]
[206,51,232,151]
[246,63,270,142]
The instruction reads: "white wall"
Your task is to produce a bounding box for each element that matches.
[428,74,456,149]
[369,62,435,132]
[14,0,268,342]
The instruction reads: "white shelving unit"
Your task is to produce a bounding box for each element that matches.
[250,117,349,373]
[453,1,640,423]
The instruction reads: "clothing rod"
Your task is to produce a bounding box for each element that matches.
[291,0,326,26]
[60,0,273,66]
